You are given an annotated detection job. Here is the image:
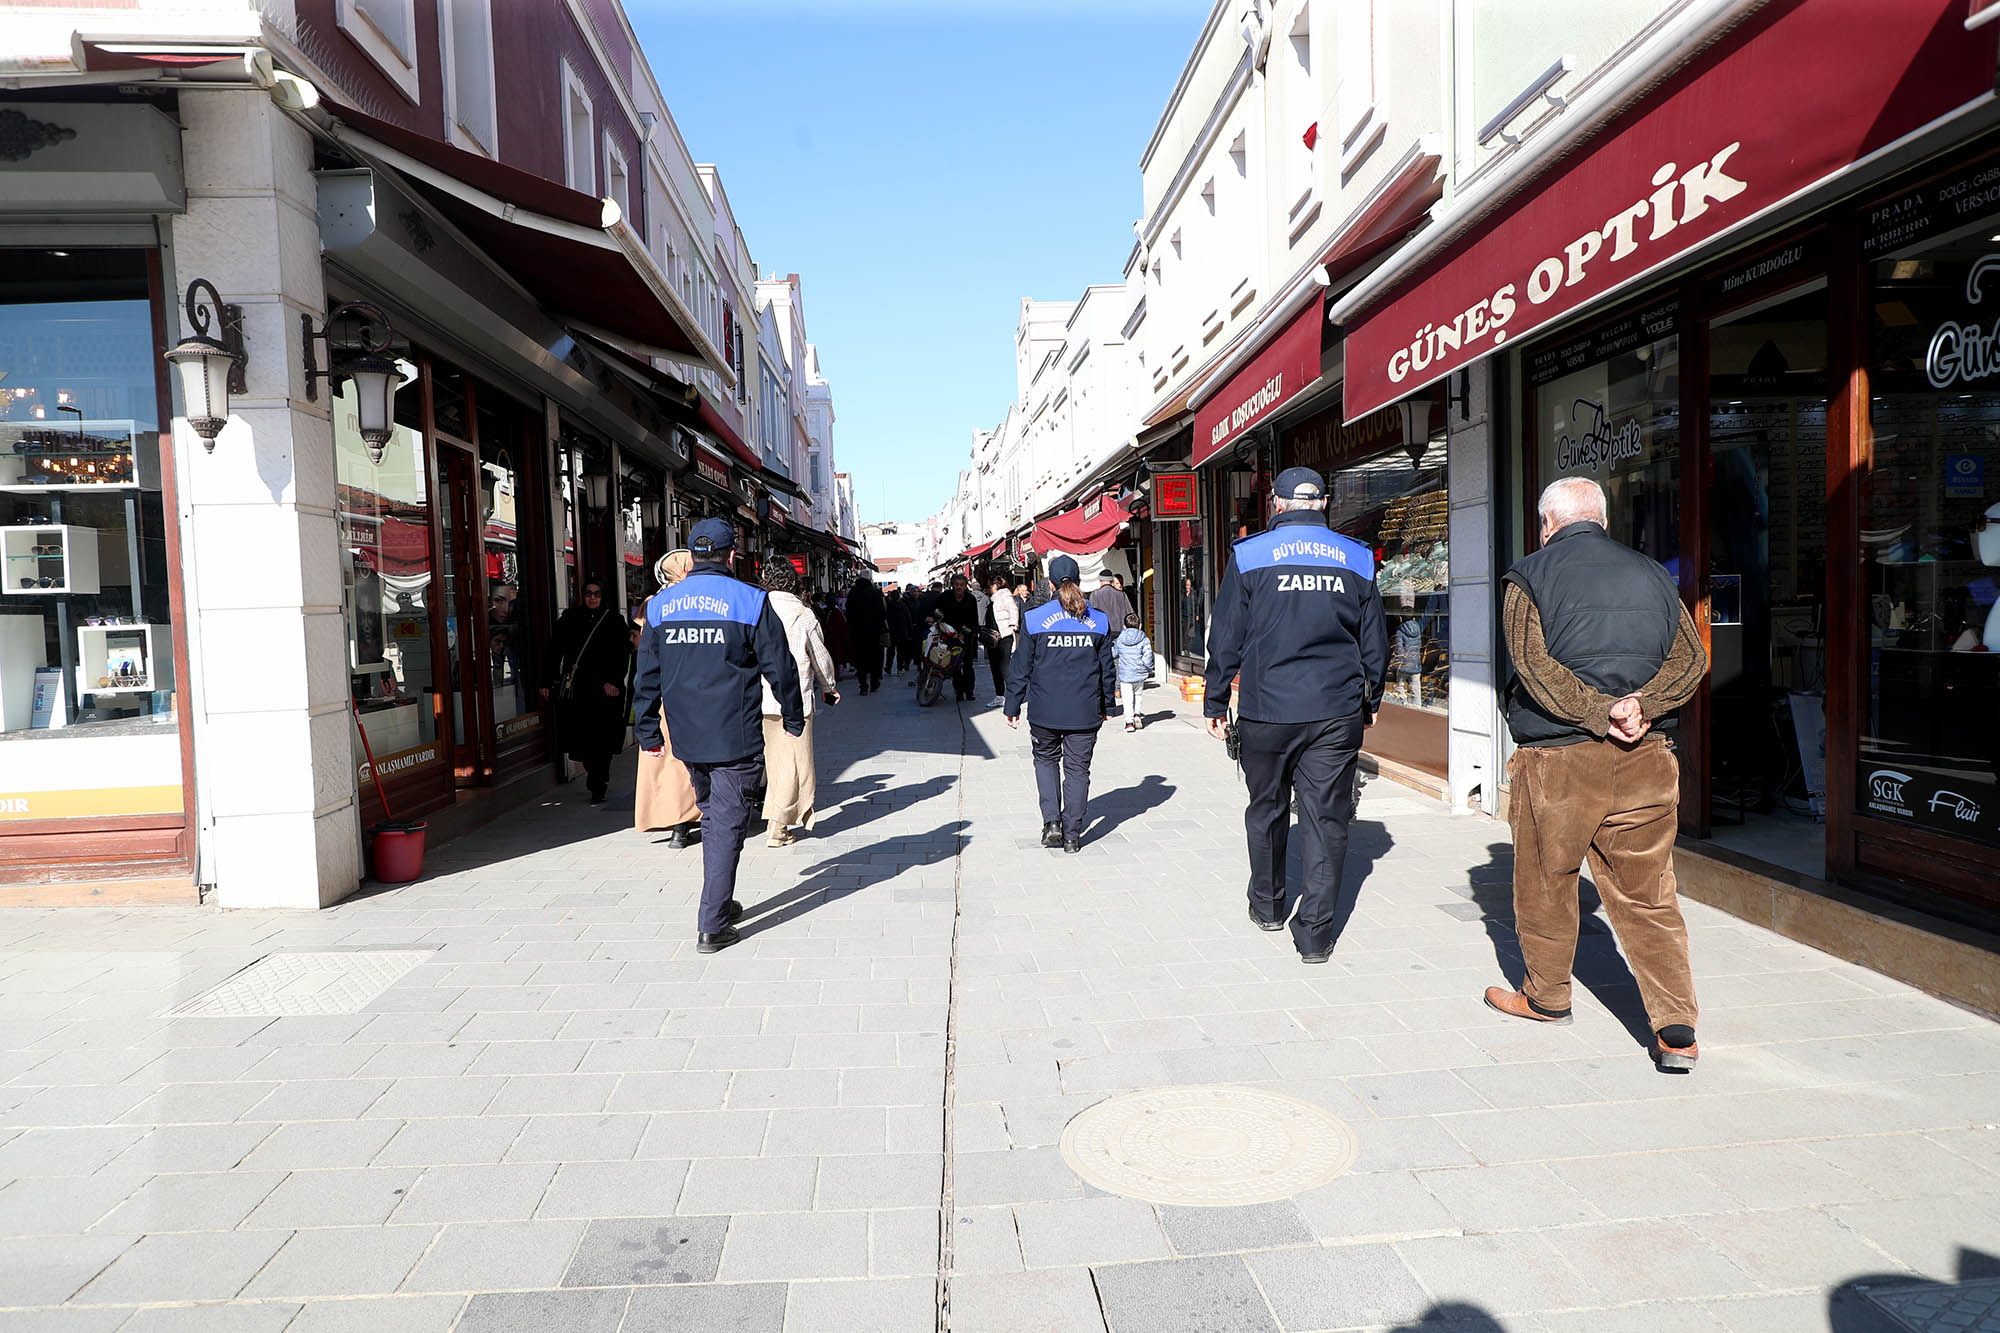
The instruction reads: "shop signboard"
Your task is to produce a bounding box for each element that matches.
[1861,763,1999,847]
[693,449,730,492]
[786,553,808,576]
[1152,471,1200,520]
[1192,293,1325,466]
[358,741,440,786]
[1341,0,1998,420]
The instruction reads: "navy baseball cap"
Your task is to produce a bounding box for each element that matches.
[1274,467,1325,500]
[1047,555,1080,583]
[689,518,735,554]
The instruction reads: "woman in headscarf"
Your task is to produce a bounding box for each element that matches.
[759,561,838,846]
[633,550,702,847]
[543,576,631,805]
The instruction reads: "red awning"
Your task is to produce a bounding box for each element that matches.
[1192,291,1324,467]
[1032,495,1132,555]
[696,397,761,470]
[317,97,727,376]
[964,539,998,560]
[1338,0,1996,420]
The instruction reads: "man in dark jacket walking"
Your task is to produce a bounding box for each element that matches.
[935,573,983,701]
[885,586,914,676]
[1484,477,1707,1071]
[1204,468,1388,964]
[633,519,803,953]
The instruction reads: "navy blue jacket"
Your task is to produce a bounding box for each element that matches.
[1005,598,1116,731]
[632,564,804,764]
[1203,509,1388,723]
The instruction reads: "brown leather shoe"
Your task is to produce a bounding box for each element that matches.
[1651,1034,1699,1071]
[1483,986,1573,1025]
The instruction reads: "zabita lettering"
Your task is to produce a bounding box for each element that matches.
[1385,141,1748,386]
[1277,573,1347,593]
[1043,634,1096,648]
[659,626,726,645]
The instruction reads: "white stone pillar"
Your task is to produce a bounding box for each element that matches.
[168,89,361,907]
[1447,361,1502,816]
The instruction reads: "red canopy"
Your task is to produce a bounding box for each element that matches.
[1031,495,1132,555]
[964,539,998,561]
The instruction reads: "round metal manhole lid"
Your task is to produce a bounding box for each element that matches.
[1058,1085,1359,1206]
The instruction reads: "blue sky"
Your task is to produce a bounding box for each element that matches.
[630,1,1214,525]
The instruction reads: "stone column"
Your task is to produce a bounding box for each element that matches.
[167,89,361,907]
[1447,361,1502,817]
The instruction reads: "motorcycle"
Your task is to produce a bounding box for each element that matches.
[914,618,965,707]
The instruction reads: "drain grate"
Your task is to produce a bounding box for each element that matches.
[167,951,432,1017]
[1059,1085,1358,1207]
[1868,1278,2000,1333]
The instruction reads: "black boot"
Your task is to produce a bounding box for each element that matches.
[1040,821,1063,848]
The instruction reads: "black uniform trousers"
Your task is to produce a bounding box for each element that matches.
[686,755,764,933]
[1240,711,1364,953]
[1030,724,1098,841]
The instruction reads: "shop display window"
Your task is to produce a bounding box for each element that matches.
[478,396,538,745]
[337,370,443,792]
[1530,302,1683,575]
[0,249,183,821]
[1861,232,2000,848]
[1323,431,1451,715]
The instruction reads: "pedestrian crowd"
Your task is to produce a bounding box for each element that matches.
[554,465,1705,1071]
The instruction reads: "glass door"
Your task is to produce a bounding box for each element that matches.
[438,442,492,787]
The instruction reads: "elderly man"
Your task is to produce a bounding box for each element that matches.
[1485,477,1708,1071]
[1203,467,1387,964]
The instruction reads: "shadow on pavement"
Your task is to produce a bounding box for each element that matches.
[1083,775,1177,843]
[1383,1304,1506,1331]
[1468,840,1655,1048]
[1828,1246,2000,1332]
[736,819,969,939]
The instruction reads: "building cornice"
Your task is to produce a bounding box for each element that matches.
[1139,0,1232,172]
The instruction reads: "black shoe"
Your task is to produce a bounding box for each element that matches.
[667,826,693,849]
[1298,947,1331,964]
[1248,905,1285,932]
[696,925,739,954]
[721,899,744,924]
[1063,838,1081,854]
[1041,821,1063,848]
[587,789,606,806]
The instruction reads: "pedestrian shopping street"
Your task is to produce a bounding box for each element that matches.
[1,683,1997,1333]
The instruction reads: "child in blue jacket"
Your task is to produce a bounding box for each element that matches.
[1112,612,1154,732]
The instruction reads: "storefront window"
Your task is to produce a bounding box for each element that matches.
[337,369,443,794]
[1530,300,1683,575]
[1173,512,1206,662]
[1861,234,2000,847]
[0,249,184,821]
[620,457,665,623]
[1288,401,1451,716]
[477,392,538,748]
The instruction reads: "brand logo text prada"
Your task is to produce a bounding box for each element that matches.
[1384,142,1749,386]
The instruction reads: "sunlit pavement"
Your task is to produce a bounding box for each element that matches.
[1,677,1996,1332]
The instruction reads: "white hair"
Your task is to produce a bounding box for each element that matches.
[1271,494,1326,515]
[1537,477,1608,531]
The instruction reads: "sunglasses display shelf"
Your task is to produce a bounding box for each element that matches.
[0,422,142,491]
[1,524,101,596]
[74,620,168,700]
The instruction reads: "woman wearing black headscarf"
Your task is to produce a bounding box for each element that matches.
[542,579,631,804]
[844,575,888,694]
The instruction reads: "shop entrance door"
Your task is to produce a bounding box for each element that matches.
[438,442,493,787]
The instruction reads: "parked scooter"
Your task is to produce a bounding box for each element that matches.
[914,617,965,707]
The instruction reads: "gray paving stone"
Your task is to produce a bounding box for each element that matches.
[947,1268,1106,1333]
[503,1113,649,1162]
[816,1151,940,1210]
[621,1281,788,1331]
[240,1166,420,1229]
[0,1234,134,1305]
[1245,1244,1434,1330]
[388,1161,556,1223]
[238,1120,402,1171]
[285,1295,468,1332]
[115,1302,301,1332]
[96,1168,287,1232]
[536,1158,689,1219]
[784,1276,933,1332]
[718,1209,870,1281]
[402,1218,587,1292]
[677,1156,817,1214]
[1015,1196,1171,1268]
[560,1214,729,1286]
[1158,1201,1314,1256]
[870,1206,940,1276]
[1090,1255,1278,1333]
[74,1229,290,1303]
[953,1148,1083,1206]
[455,1288,629,1333]
[1394,1232,1600,1314]
[238,1225,438,1298]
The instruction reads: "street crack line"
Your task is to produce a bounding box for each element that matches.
[935,695,969,1330]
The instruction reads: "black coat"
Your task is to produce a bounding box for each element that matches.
[846,580,887,643]
[548,604,631,761]
[632,565,803,765]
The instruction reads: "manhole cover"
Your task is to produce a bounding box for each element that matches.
[1868,1277,2000,1332]
[1058,1085,1358,1206]
[167,951,432,1017]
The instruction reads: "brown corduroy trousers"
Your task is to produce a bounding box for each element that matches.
[1507,735,1699,1031]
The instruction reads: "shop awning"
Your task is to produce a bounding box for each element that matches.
[317,97,731,383]
[1032,494,1133,556]
[1192,291,1324,467]
[695,397,761,470]
[1334,0,1998,421]
[964,539,999,561]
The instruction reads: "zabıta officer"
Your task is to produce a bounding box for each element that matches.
[1004,555,1117,853]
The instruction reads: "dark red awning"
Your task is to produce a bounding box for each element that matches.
[696,397,761,470]
[317,97,727,376]
[1031,496,1132,555]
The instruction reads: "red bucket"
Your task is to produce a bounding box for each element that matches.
[370,820,428,883]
